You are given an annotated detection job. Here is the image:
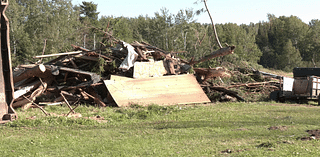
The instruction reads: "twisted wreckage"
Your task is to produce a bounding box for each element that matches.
[12,41,236,111]
[1,0,283,122]
[1,1,238,121]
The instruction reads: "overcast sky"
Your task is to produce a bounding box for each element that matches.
[72,0,320,25]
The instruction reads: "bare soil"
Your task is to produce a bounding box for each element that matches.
[301,130,320,141]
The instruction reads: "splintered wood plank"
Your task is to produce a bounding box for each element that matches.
[104,74,210,107]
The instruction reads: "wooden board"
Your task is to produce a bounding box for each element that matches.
[104,74,210,107]
[110,75,133,81]
[133,60,167,79]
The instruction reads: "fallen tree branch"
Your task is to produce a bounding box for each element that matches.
[227,81,279,89]
[60,92,76,114]
[22,95,49,116]
[65,98,81,117]
[210,86,245,102]
[189,46,236,66]
[203,0,222,49]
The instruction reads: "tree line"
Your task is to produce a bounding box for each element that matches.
[7,0,320,72]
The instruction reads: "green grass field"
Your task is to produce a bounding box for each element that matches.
[1,102,320,156]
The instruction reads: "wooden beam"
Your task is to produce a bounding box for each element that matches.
[13,64,49,83]
[33,51,82,59]
[189,46,235,66]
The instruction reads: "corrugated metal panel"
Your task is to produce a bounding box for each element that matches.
[293,78,309,95]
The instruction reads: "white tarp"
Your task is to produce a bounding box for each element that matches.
[119,41,138,71]
[283,77,294,91]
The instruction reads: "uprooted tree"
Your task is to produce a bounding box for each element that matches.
[188,0,235,81]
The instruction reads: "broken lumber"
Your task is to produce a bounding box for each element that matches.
[57,66,100,83]
[14,80,41,99]
[60,92,75,114]
[189,46,236,66]
[22,95,49,116]
[13,78,53,109]
[13,64,46,83]
[227,82,279,89]
[194,67,229,82]
[33,51,82,59]
[87,87,107,107]
[208,86,245,102]
[71,44,113,61]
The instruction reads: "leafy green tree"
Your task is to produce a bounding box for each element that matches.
[305,20,320,64]
[7,0,33,65]
[7,0,81,65]
[257,14,307,70]
[277,39,302,71]
[256,21,276,68]
[112,17,134,43]
[212,23,262,64]
[131,15,151,42]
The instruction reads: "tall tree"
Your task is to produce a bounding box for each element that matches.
[257,14,307,70]
[277,39,302,71]
[7,0,32,65]
[305,20,320,64]
[79,1,99,22]
[7,0,81,65]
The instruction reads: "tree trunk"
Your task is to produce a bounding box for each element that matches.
[13,64,48,83]
[189,46,236,66]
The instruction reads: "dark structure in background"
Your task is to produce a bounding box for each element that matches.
[0,0,17,123]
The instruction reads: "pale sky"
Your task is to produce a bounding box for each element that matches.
[72,0,320,25]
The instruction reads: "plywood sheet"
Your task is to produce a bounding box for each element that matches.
[110,75,133,81]
[104,74,210,107]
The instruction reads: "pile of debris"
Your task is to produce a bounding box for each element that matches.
[202,67,281,102]
[13,33,282,113]
[14,40,237,111]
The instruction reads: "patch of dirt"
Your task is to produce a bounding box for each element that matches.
[26,116,37,120]
[221,149,232,154]
[220,149,249,154]
[300,129,320,141]
[84,115,108,123]
[257,142,274,148]
[235,128,250,131]
[266,103,320,108]
[24,113,107,123]
[277,140,293,144]
[268,126,288,131]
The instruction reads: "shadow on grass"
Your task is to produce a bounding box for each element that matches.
[152,120,270,130]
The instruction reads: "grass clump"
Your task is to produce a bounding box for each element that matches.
[112,104,180,120]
